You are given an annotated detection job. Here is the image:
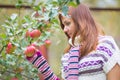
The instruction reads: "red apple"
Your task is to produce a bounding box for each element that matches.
[6,42,15,54]
[42,7,46,12]
[30,29,41,38]
[25,30,31,37]
[45,39,51,47]
[24,46,36,57]
[34,11,40,17]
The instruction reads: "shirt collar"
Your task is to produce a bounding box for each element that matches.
[68,36,81,47]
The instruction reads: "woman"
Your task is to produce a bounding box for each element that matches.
[26,4,120,80]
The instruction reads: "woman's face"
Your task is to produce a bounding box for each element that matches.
[61,16,76,38]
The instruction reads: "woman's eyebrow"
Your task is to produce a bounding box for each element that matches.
[63,20,70,24]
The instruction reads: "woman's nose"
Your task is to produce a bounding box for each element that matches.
[63,27,68,33]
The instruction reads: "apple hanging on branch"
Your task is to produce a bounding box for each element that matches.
[24,29,42,57]
[24,45,36,57]
[25,30,31,37]
[30,29,41,38]
[44,39,51,47]
[25,29,41,38]
[6,42,16,54]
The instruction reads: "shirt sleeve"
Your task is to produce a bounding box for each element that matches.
[61,67,65,79]
[66,46,80,80]
[97,36,120,73]
[26,50,59,80]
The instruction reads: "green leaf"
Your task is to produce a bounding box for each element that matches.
[10,14,18,21]
[49,8,58,18]
[15,0,22,9]
[76,0,80,5]
[52,1,58,5]
[33,6,40,11]
[1,52,6,59]
[4,21,11,26]
[49,11,53,18]
[51,18,59,24]
[15,30,23,35]
[7,28,14,36]
[7,17,12,22]
[57,0,62,5]
[62,5,68,16]
[45,31,51,36]
[15,73,21,78]
[36,22,43,28]
[0,33,7,39]
[21,39,29,47]
[68,1,77,7]
[9,40,19,47]
[44,13,50,21]
[24,15,31,23]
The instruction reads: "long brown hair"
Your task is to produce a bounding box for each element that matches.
[59,4,101,57]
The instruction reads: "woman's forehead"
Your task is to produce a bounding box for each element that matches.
[61,15,72,23]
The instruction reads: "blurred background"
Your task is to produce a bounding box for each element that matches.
[0,0,120,79]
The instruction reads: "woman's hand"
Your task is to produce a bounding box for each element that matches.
[107,63,120,80]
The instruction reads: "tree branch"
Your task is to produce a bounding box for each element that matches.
[0,46,5,54]
[0,70,34,79]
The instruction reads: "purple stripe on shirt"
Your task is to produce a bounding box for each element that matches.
[80,53,108,62]
[78,60,103,68]
[79,67,103,75]
[97,46,113,56]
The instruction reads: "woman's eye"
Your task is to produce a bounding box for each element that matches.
[66,22,70,25]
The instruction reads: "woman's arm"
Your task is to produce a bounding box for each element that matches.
[26,50,59,80]
[107,64,120,80]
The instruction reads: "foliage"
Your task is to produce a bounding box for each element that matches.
[0,0,79,79]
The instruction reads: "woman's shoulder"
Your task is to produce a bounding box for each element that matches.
[98,35,119,51]
[98,35,114,41]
